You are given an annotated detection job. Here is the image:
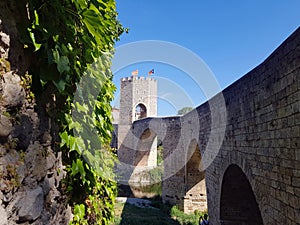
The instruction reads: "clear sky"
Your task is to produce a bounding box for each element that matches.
[112,1,300,116]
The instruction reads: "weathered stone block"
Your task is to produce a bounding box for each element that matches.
[17,187,44,222]
[0,114,12,137]
[25,143,47,181]
[292,177,300,187]
[1,72,25,109]
[0,204,7,225]
[11,115,32,150]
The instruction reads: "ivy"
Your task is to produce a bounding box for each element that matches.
[16,0,123,224]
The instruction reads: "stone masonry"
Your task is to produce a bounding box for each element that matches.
[116,76,158,181]
[117,27,300,224]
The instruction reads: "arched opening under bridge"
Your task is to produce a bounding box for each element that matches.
[220,164,264,225]
[183,140,207,214]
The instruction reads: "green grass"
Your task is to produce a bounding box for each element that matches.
[114,198,206,225]
[170,206,204,225]
[114,202,180,225]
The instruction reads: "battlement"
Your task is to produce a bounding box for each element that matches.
[120,76,157,82]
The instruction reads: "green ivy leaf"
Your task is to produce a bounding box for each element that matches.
[68,121,82,132]
[71,159,86,178]
[60,131,69,147]
[53,79,66,93]
[57,56,70,73]
[52,49,70,74]
[75,102,88,113]
[75,137,85,154]
[82,9,103,45]
[74,204,85,221]
[70,136,77,151]
[28,29,41,51]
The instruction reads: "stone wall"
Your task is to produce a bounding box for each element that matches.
[206,26,300,225]
[0,2,71,224]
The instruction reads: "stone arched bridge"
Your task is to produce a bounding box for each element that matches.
[117,27,300,225]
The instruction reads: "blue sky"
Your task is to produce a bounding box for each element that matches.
[112,1,300,116]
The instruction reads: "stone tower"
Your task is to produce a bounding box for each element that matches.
[119,75,157,125]
[117,75,158,171]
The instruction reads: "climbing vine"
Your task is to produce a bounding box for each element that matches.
[16,0,123,224]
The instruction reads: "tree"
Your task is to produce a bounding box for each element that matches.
[177,107,193,115]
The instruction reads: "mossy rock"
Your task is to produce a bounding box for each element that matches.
[0,58,11,75]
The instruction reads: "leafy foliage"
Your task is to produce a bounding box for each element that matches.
[157,145,164,165]
[177,107,193,115]
[16,0,123,224]
[170,206,205,225]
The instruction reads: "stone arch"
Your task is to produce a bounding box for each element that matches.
[133,128,157,167]
[183,139,207,213]
[135,103,147,120]
[220,164,263,225]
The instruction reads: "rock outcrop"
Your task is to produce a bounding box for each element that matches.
[0,2,71,224]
